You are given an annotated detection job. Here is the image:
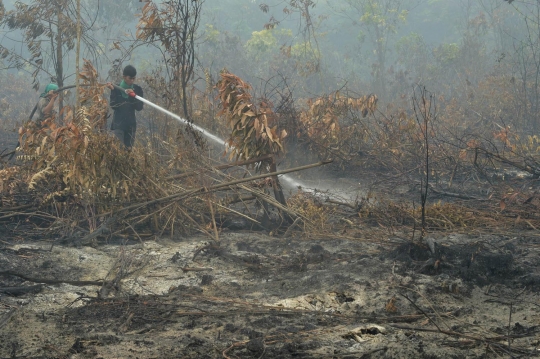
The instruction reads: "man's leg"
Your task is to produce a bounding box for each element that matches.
[126,124,136,149]
[112,128,125,146]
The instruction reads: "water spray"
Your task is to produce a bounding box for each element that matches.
[112,85,350,198]
[113,84,225,147]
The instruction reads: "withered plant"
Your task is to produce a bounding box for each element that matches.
[15,62,160,208]
[2,61,214,239]
[286,190,332,232]
[296,91,378,166]
[216,72,288,162]
[412,87,437,239]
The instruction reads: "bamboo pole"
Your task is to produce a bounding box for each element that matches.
[117,160,332,215]
[80,160,332,244]
[165,154,273,181]
[169,160,333,204]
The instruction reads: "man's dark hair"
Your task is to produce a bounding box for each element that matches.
[123,65,137,77]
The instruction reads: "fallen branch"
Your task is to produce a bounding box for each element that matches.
[181,267,214,272]
[325,198,358,210]
[214,202,261,225]
[78,216,118,245]
[0,149,15,159]
[131,160,332,214]
[399,293,442,331]
[0,211,57,221]
[0,271,105,286]
[82,160,331,245]
[220,195,256,206]
[282,217,302,238]
[428,184,484,201]
[240,185,302,222]
[309,346,388,359]
[166,154,273,181]
[476,147,540,177]
[390,323,538,341]
[181,160,332,200]
[0,204,33,212]
[0,284,43,295]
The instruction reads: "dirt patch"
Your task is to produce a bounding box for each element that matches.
[391,235,529,286]
[1,231,539,358]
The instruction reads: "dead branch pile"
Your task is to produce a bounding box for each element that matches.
[0,67,335,243]
[5,64,540,244]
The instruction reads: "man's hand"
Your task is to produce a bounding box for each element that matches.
[126,89,135,95]
[44,91,58,115]
[105,82,114,90]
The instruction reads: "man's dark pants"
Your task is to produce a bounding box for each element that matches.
[112,125,136,149]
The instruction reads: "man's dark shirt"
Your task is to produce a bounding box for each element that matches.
[110,84,144,131]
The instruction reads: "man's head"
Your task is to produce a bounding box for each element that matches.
[123,65,137,86]
[41,83,59,98]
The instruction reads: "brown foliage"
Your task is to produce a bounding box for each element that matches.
[287,191,331,232]
[15,61,154,206]
[3,61,212,238]
[296,92,378,165]
[216,72,287,161]
[79,59,108,129]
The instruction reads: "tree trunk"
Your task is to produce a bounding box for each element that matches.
[56,2,64,121]
[374,25,387,99]
[75,0,81,110]
[181,3,190,121]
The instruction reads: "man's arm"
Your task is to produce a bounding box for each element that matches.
[106,83,122,109]
[42,92,57,115]
[110,88,121,108]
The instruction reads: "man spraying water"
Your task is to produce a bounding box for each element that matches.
[106,65,144,149]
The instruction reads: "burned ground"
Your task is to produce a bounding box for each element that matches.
[1,229,539,358]
[1,116,540,359]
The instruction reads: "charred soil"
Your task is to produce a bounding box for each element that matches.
[1,229,539,359]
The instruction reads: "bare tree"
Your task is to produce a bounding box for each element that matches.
[137,0,204,120]
[0,0,99,113]
[412,86,436,239]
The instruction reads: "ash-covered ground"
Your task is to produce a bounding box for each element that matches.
[1,230,539,359]
[1,127,540,358]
